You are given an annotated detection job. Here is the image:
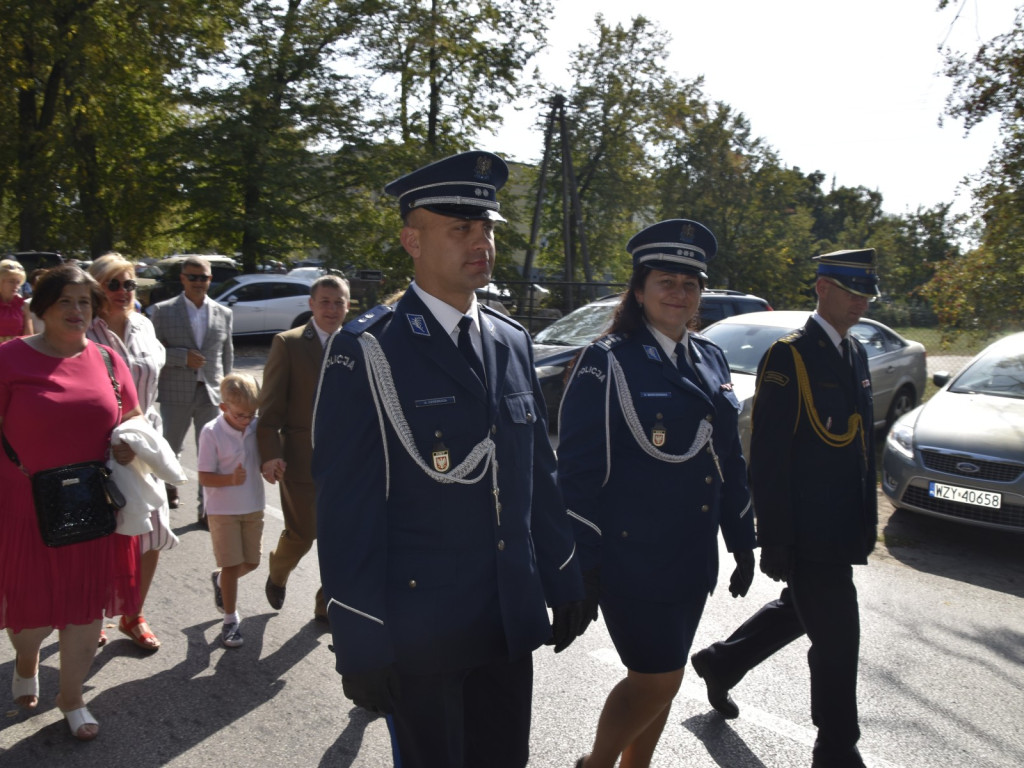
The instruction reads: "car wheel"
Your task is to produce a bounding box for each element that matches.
[886,385,916,427]
[291,311,312,329]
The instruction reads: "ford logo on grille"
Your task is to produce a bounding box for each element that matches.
[956,461,981,474]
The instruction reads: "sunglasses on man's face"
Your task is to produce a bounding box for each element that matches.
[183,273,212,283]
[107,278,137,292]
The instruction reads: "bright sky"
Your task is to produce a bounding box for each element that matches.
[493,0,1021,216]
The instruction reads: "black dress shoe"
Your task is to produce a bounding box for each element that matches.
[691,649,740,719]
[166,486,179,509]
[266,576,286,610]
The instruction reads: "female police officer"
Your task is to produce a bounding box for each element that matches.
[558,219,757,768]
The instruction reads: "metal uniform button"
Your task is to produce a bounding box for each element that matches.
[620,530,629,538]
[526,412,533,423]
[705,414,713,422]
[705,476,713,484]
[497,540,505,551]
[701,504,710,512]
[491,424,498,435]
[408,579,417,589]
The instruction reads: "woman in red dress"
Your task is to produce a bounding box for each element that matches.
[0,265,142,741]
[0,259,33,343]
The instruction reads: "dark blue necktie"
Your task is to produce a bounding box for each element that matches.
[457,315,485,384]
[675,342,705,393]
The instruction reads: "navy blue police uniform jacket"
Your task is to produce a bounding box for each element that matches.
[557,326,756,603]
[312,288,584,677]
[750,317,878,564]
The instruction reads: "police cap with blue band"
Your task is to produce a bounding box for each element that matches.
[384,150,509,222]
[626,219,717,282]
[813,248,880,299]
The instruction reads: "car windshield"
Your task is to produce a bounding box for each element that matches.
[209,277,242,299]
[533,302,617,346]
[703,323,791,375]
[949,345,1024,399]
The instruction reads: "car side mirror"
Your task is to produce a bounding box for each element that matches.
[226,295,238,306]
[932,372,950,387]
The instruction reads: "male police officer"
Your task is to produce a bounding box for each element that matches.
[690,249,879,768]
[312,151,585,768]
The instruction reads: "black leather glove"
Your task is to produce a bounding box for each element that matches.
[342,666,397,714]
[548,601,584,653]
[759,545,794,583]
[578,568,600,635]
[728,549,755,597]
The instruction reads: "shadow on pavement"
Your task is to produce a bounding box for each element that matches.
[0,614,321,766]
[682,712,769,767]
[318,706,385,767]
[880,506,1024,598]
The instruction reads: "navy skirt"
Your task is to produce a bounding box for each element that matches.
[600,590,708,674]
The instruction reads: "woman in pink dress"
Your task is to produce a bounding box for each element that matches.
[0,259,33,342]
[0,265,142,741]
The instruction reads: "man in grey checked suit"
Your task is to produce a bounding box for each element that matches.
[150,255,234,527]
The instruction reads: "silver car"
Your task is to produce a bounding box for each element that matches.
[702,311,927,458]
[882,331,1024,532]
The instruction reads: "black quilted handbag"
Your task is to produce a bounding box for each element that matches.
[2,345,126,547]
[28,461,120,546]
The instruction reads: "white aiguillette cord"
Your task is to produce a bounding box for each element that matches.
[359,334,497,502]
[607,352,719,474]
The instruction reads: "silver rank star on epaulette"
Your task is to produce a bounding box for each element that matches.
[596,333,625,351]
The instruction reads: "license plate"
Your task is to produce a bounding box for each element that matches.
[929,482,1001,509]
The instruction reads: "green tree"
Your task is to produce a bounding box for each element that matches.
[0,0,236,255]
[168,0,377,272]
[359,0,552,154]
[936,2,1024,325]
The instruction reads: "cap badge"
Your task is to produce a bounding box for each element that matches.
[680,223,696,241]
[474,155,492,180]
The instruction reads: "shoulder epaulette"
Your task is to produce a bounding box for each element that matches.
[595,333,627,351]
[479,303,527,333]
[777,328,804,345]
[342,304,394,336]
[690,331,721,351]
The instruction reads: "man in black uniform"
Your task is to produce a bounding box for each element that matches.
[690,249,879,768]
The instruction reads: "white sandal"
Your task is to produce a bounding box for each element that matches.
[62,705,99,741]
[11,657,39,710]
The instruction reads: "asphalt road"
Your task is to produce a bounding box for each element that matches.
[2,339,1022,767]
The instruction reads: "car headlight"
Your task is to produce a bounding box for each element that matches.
[886,420,915,461]
[535,364,565,380]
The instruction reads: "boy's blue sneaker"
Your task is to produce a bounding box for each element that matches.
[221,622,243,648]
[212,570,224,612]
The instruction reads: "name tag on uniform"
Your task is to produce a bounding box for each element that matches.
[640,392,672,398]
[416,396,456,407]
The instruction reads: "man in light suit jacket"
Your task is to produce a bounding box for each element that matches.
[257,274,349,621]
[150,255,234,527]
